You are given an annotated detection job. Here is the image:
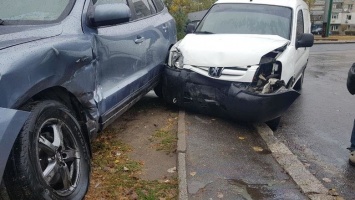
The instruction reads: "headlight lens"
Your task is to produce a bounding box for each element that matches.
[170,50,184,69]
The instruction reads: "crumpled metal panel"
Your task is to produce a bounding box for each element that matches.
[162,67,300,122]
[0,108,30,180]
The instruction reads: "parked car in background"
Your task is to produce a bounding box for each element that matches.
[0,0,176,199]
[311,27,322,35]
[162,0,314,129]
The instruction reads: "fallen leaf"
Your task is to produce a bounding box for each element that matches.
[123,167,129,171]
[238,137,245,140]
[167,167,176,173]
[114,160,120,164]
[322,178,331,183]
[253,146,263,152]
[328,188,339,196]
[130,191,138,200]
[217,192,224,198]
[190,172,197,176]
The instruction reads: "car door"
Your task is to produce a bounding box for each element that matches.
[128,0,171,90]
[89,0,154,124]
[294,7,308,80]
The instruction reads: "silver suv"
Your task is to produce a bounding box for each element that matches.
[0,0,176,199]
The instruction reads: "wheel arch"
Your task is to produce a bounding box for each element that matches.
[22,86,93,157]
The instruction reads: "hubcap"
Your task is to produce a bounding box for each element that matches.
[37,119,81,196]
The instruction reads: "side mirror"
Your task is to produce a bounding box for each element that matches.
[88,3,131,27]
[185,21,199,34]
[296,33,314,49]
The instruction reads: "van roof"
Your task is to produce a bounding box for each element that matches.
[215,0,307,9]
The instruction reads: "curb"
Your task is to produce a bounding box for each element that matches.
[253,123,343,200]
[177,110,188,200]
[314,40,355,44]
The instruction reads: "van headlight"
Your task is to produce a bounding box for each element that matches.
[170,49,184,69]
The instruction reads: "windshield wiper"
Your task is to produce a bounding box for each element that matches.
[194,31,214,34]
[0,19,4,25]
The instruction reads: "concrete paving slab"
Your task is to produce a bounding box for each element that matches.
[183,112,308,200]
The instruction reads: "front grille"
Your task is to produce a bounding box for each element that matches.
[195,66,248,77]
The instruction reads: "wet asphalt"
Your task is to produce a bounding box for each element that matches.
[275,44,355,199]
[185,113,307,199]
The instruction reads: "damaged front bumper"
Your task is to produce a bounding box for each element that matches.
[0,108,30,180]
[162,67,300,122]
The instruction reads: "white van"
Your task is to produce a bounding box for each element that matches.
[162,0,314,129]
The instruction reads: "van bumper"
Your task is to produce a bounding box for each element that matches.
[162,67,300,122]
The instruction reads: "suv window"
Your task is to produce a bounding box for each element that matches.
[296,10,304,39]
[132,0,152,19]
[152,0,165,12]
[0,0,75,25]
[94,0,127,5]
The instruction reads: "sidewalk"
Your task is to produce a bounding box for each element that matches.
[178,111,308,200]
[314,35,355,44]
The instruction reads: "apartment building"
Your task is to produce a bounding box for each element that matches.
[310,0,355,35]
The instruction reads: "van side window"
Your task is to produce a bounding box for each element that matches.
[132,0,152,19]
[296,10,304,39]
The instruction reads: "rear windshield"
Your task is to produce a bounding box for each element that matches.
[0,0,75,25]
[196,3,293,39]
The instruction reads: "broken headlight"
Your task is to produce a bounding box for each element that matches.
[170,49,184,69]
[250,61,285,94]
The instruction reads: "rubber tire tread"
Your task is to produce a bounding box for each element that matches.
[154,80,163,98]
[3,100,90,200]
[293,69,305,91]
[266,117,281,131]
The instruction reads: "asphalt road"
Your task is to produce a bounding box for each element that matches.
[275,43,355,199]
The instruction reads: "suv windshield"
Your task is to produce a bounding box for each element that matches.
[0,0,75,25]
[196,4,292,39]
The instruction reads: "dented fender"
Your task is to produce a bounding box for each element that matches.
[0,108,30,180]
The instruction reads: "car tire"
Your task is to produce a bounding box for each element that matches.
[154,80,163,98]
[293,69,305,91]
[0,181,10,200]
[3,100,90,200]
[266,117,281,131]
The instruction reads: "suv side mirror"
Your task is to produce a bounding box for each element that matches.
[88,3,131,27]
[296,33,314,49]
[185,21,199,34]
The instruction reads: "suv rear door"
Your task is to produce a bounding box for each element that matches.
[87,0,173,125]
[87,0,158,124]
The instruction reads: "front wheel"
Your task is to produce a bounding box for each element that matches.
[266,117,281,131]
[4,100,90,200]
[293,69,305,91]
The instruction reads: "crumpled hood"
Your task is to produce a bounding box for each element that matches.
[178,34,289,67]
[0,25,62,50]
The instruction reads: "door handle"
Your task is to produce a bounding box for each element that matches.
[134,36,145,44]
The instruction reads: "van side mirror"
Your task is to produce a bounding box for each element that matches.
[88,3,131,27]
[296,33,314,49]
[185,21,199,34]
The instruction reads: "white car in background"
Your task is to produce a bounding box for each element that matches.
[162,0,314,129]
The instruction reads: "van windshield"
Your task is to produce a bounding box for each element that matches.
[195,4,293,39]
[0,0,75,25]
